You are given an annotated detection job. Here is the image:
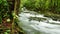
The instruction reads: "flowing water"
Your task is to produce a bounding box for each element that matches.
[18,8,60,34]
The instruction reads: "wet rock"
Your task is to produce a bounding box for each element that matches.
[29,17,47,22]
[44,14,60,21]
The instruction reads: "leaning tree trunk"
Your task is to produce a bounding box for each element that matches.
[12,0,21,34]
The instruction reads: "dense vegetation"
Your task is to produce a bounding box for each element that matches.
[0,0,11,34]
[20,0,60,21]
[21,0,60,14]
[0,0,8,23]
[0,0,23,34]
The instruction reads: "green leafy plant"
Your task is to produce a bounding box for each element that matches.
[0,0,12,23]
[21,0,60,14]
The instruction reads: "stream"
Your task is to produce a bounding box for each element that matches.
[18,8,60,34]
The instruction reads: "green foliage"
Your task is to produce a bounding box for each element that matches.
[0,0,9,16]
[0,0,10,23]
[21,0,60,14]
[4,29,11,34]
[23,0,36,10]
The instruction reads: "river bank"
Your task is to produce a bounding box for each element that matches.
[21,7,60,21]
[37,11,60,21]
